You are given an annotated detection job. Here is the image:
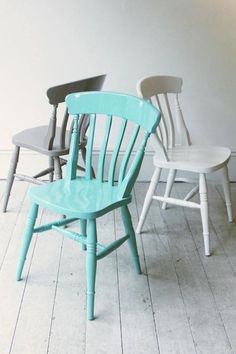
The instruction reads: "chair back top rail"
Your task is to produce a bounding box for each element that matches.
[66,91,159,131]
[137,76,182,98]
[46,75,106,104]
[65,91,161,198]
[44,74,106,150]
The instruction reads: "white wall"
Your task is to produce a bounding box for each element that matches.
[1,0,236,179]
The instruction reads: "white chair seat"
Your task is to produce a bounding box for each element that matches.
[154,145,231,173]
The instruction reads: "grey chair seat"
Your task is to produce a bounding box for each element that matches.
[13,126,71,157]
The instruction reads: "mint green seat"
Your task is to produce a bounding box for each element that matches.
[31,178,131,219]
[16,91,161,320]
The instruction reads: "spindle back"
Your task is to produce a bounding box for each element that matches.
[137,76,191,159]
[65,91,161,198]
[44,75,106,150]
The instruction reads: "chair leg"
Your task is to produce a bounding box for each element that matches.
[121,205,141,274]
[221,165,234,222]
[162,169,177,210]
[86,219,97,320]
[49,157,54,182]
[199,174,210,256]
[80,219,87,250]
[54,156,66,220]
[2,145,20,212]
[16,203,39,280]
[54,156,62,180]
[136,167,161,233]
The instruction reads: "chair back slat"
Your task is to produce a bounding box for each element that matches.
[60,108,69,149]
[97,115,112,182]
[108,119,127,186]
[174,94,191,146]
[118,125,140,186]
[85,114,96,180]
[155,95,168,148]
[65,114,79,181]
[156,126,163,144]
[164,93,175,148]
[118,132,149,198]
[44,104,58,150]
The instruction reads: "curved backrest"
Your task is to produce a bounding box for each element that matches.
[44,75,106,150]
[65,91,161,197]
[137,76,191,159]
[137,76,183,98]
[46,75,106,104]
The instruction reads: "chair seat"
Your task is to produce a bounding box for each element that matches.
[153,145,231,173]
[13,126,71,157]
[29,177,131,219]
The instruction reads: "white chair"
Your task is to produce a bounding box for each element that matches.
[136,75,233,256]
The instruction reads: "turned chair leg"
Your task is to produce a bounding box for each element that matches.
[54,156,63,180]
[136,167,161,233]
[221,165,234,222]
[199,174,210,256]
[2,145,20,212]
[86,219,97,320]
[162,169,177,210]
[16,203,39,280]
[121,205,141,274]
[49,157,54,182]
[80,219,87,250]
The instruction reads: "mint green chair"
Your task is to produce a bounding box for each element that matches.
[16,91,161,320]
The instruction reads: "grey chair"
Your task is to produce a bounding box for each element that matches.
[2,74,106,212]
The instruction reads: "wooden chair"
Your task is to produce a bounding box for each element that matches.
[2,75,106,212]
[136,75,233,256]
[16,91,161,320]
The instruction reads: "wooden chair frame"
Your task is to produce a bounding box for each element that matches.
[136,75,233,256]
[2,75,106,212]
[16,91,161,320]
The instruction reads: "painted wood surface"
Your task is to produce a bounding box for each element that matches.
[136,76,232,258]
[1,181,236,353]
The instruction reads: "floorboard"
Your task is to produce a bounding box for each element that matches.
[1,181,236,354]
[10,210,62,354]
[135,184,197,354]
[85,212,122,354]
[115,197,159,354]
[47,225,86,354]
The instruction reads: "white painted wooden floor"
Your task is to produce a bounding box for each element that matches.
[1,180,236,354]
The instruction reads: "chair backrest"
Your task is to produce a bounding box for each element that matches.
[137,76,191,160]
[44,74,106,150]
[65,91,161,198]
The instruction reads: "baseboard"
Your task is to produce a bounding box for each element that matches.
[1,149,236,182]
